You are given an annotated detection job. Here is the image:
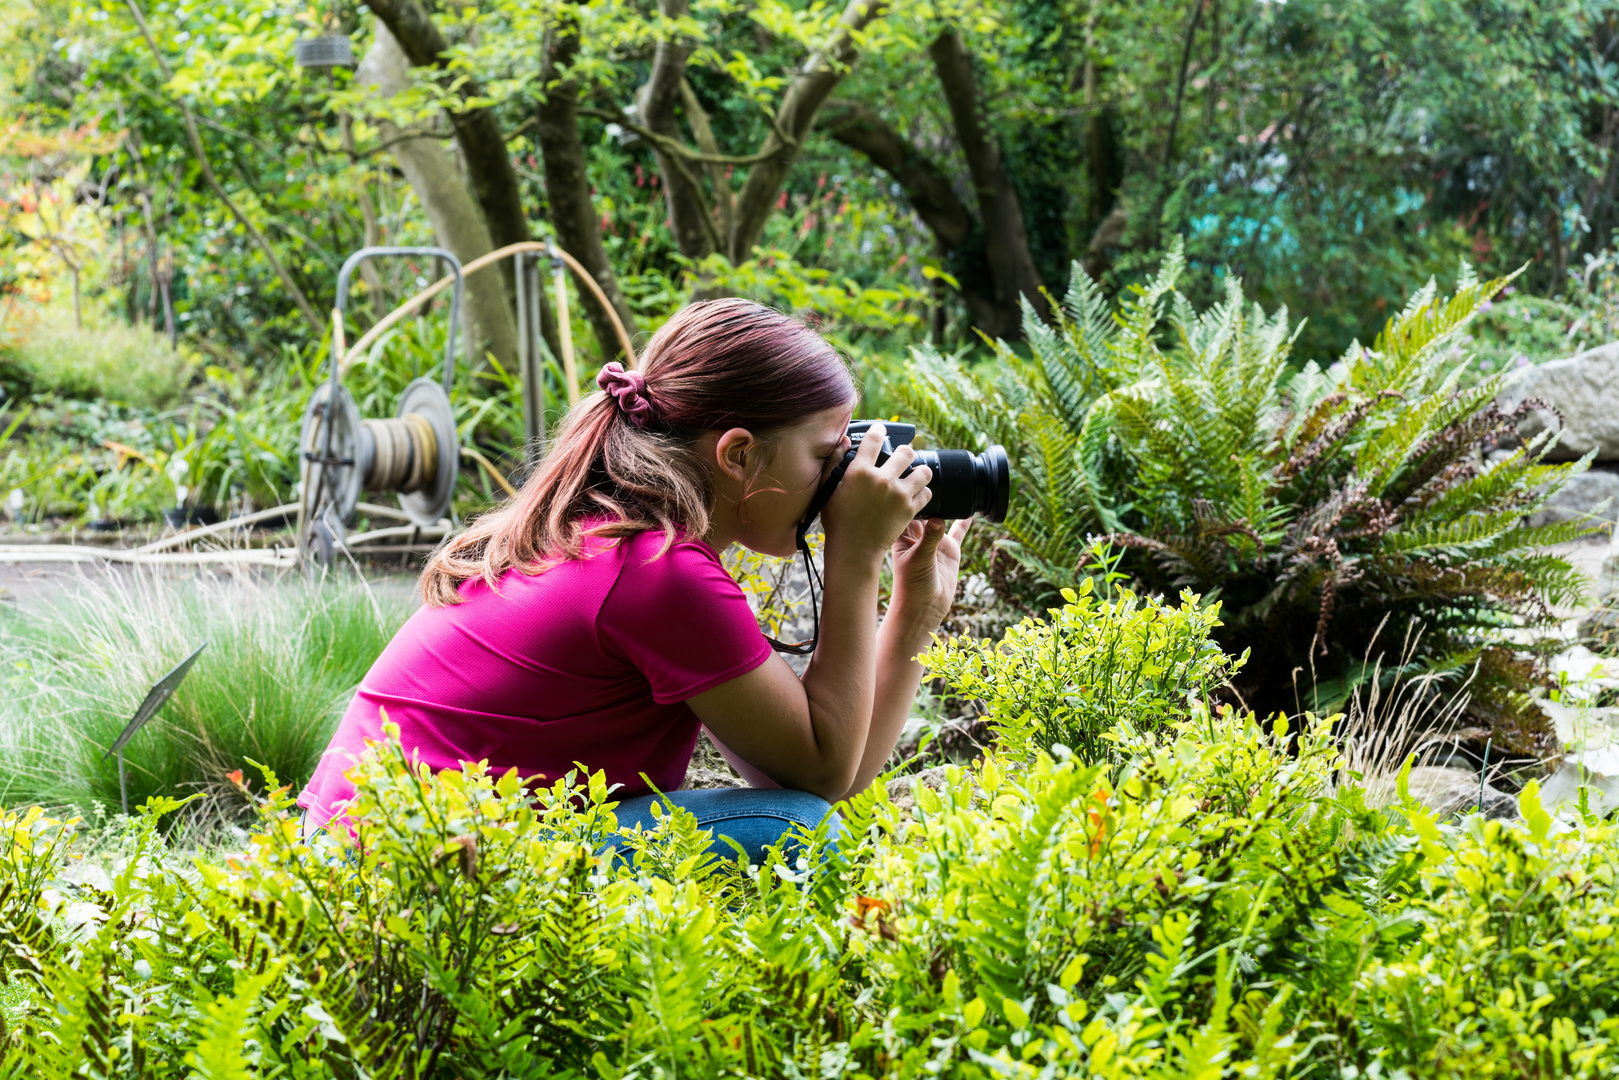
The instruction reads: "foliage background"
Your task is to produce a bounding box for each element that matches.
[3,0,1615,366]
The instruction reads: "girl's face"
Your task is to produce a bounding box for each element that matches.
[704,402,855,557]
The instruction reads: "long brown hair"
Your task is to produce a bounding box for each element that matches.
[420,299,857,605]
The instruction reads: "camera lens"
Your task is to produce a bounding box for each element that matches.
[911,446,1010,523]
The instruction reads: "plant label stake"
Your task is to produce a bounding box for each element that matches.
[103,640,208,816]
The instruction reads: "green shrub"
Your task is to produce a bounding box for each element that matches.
[0,319,196,409]
[1291,776,1619,1075]
[0,707,1349,1079]
[918,576,1237,761]
[903,247,1592,732]
[0,572,411,813]
[14,595,1619,1076]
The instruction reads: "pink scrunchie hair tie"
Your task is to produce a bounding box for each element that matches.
[596,362,655,427]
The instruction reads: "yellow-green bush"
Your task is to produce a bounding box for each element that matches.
[0,320,196,409]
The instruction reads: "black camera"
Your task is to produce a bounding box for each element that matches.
[771,421,1009,655]
[797,420,1009,538]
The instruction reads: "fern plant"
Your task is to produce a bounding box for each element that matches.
[904,244,1595,737]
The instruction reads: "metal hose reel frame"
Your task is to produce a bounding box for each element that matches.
[329,245,462,397]
[301,247,465,563]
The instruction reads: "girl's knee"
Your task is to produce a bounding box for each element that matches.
[772,788,834,826]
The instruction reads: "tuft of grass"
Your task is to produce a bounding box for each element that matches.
[1,318,197,409]
[0,570,413,814]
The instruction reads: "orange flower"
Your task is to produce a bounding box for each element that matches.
[1086,788,1110,857]
[226,769,245,786]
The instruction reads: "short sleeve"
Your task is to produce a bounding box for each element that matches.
[597,534,773,703]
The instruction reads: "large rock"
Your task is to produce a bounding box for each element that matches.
[1500,342,1619,461]
[1529,467,1619,530]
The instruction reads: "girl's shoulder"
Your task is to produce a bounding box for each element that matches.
[619,526,722,565]
[467,526,722,597]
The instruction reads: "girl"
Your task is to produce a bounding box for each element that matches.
[297,299,970,861]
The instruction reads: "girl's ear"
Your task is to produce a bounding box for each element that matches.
[713,427,759,482]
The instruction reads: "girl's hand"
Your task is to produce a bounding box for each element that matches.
[820,422,932,563]
[890,516,972,630]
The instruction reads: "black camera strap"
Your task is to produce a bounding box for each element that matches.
[761,539,823,656]
[761,457,851,655]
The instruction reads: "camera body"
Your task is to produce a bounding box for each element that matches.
[797,420,1010,539]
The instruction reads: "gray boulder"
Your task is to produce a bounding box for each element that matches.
[1529,468,1619,530]
[1500,341,1619,461]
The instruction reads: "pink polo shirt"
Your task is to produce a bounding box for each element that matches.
[297,529,772,828]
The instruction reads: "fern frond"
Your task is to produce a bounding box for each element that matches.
[1110,237,1183,375]
[1381,507,1538,555]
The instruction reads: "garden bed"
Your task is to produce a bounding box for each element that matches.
[7,584,1619,1077]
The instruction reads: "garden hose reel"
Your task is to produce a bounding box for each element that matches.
[299,246,463,566]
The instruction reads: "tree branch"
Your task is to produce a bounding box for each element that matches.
[123,0,324,335]
[537,21,639,359]
[681,79,734,244]
[365,0,531,254]
[1162,0,1207,171]
[577,107,791,166]
[818,99,970,249]
[635,0,714,259]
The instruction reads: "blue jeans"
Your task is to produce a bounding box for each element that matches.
[611,787,842,866]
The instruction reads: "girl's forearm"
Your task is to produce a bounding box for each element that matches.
[839,605,934,800]
[797,548,883,794]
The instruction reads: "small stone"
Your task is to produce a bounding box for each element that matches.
[680,731,746,790]
[885,766,956,814]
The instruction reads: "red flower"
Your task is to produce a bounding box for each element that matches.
[226,769,244,786]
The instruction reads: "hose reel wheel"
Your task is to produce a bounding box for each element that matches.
[299,381,363,529]
[392,378,457,527]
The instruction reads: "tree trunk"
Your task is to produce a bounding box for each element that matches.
[366,0,565,370]
[366,0,530,256]
[928,29,1047,336]
[636,0,715,260]
[357,24,519,371]
[727,0,888,263]
[538,23,640,362]
[817,99,1005,332]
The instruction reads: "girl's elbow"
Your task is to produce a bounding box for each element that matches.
[800,758,860,803]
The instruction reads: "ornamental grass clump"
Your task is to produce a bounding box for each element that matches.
[903,248,1595,740]
[0,571,409,814]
